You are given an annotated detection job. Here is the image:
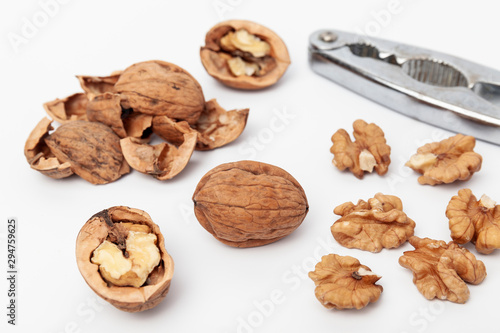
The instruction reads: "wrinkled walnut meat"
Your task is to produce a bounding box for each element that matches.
[192,161,309,248]
[399,236,486,303]
[24,118,129,184]
[308,254,383,310]
[405,134,482,185]
[26,60,249,183]
[446,189,500,254]
[200,20,290,89]
[331,193,416,252]
[330,120,391,179]
[76,206,174,312]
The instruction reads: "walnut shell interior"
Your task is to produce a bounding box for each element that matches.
[76,206,174,312]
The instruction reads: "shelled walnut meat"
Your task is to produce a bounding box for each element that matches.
[331,193,416,252]
[76,206,174,312]
[25,60,250,183]
[399,236,486,304]
[446,189,500,254]
[405,134,482,185]
[330,119,391,179]
[192,161,309,247]
[200,20,291,89]
[308,254,383,310]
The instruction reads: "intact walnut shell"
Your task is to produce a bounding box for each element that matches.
[76,206,174,312]
[192,161,309,247]
[200,20,290,90]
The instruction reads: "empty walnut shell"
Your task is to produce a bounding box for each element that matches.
[192,161,309,247]
[43,93,88,123]
[114,60,205,124]
[24,117,73,179]
[200,20,290,90]
[76,206,174,312]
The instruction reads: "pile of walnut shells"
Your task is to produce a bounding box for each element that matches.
[25,60,249,184]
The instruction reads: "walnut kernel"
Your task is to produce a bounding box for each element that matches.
[405,134,482,185]
[308,254,383,310]
[330,119,391,179]
[331,193,415,252]
[446,189,500,254]
[399,236,486,303]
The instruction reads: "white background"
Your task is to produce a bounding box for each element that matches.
[1,1,500,332]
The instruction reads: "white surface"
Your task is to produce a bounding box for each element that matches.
[1,1,500,332]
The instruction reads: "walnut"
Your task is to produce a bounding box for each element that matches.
[114,60,206,125]
[43,93,88,123]
[152,99,249,151]
[200,20,290,90]
[405,134,482,185]
[446,189,500,254]
[25,119,129,184]
[330,120,391,179]
[308,254,383,310]
[399,236,486,303]
[331,193,415,252]
[192,161,309,247]
[76,206,174,312]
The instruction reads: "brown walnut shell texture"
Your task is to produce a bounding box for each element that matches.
[192,161,309,247]
[76,206,174,312]
[200,20,290,90]
[44,120,130,184]
[114,60,205,124]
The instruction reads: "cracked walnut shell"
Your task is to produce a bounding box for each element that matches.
[76,206,174,312]
[446,189,500,254]
[308,254,382,310]
[331,193,416,252]
[399,236,486,303]
[114,60,205,125]
[200,20,290,89]
[192,161,308,247]
[405,134,482,185]
[330,120,391,179]
[24,118,129,184]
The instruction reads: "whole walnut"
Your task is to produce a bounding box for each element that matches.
[192,161,309,247]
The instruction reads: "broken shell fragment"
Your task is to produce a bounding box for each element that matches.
[76,206,174,312]
[120,128,197,180]
[24,117,73,179]
[86,93,127,138]
[43,93,88,123]
[153,99,249,151]
[77,73,122,100]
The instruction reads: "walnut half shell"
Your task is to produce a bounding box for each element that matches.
[200,20,290,90]
[76,206,174,312]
